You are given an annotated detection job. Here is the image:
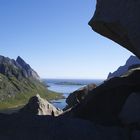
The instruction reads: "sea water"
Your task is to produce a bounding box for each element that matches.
[44,79,104,109]
[0,79,104,114]
[0,79,104,113]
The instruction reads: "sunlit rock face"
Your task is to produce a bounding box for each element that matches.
[89,0,140,58]
[65,84,97,110]
[19,94,63,116]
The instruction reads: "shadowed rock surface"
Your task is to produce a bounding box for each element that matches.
[89,0,140,58]
[0,113,130,140]
[64,84,97,110]
[1,67,140,139]
[20,94,63,116]
[1,69,140,139]
[119,92,140,125]
[63,68,140,125]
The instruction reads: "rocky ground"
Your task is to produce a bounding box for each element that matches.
[0,68,140,139]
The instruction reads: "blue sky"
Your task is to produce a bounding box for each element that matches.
[0,0,132,79]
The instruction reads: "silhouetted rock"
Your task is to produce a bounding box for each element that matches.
[1,68,140,140]
[107,56,140,79]
[20,94,63,116]
[119,92,140,125]
[63,68,140,125]
[0,113,131,140]
[89,0,140,58]
[65,84,97,110]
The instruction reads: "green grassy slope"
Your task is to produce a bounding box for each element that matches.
[0,74,63,109]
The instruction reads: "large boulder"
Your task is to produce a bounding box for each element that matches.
[119,92,140,125]
[19,94,63,116]
[89,0,140,58]
[63,68,140,124]
[65,84,97,110]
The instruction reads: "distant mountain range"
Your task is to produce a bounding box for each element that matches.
[0,56,40,80]
[107,55,140,79]
[0,55,62,109]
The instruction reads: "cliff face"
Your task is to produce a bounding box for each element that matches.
[16,56,40,80]
[0,56,40,80]
[0,56,22,80]
[89,0,140,58]
[108,55,140,79]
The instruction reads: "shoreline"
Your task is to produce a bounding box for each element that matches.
[0,94,66,114]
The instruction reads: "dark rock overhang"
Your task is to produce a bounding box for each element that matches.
[89,0,140,58]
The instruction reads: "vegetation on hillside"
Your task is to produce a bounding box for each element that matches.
[0,73,63,109]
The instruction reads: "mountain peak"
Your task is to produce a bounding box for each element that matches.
[16,56,40,80]
[16,56,27,65]
[17,56,22,60]
[107,55,140,79]
[16,56,22,60]
[0,55,40,80]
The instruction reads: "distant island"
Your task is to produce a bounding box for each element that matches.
[54,81,85,86]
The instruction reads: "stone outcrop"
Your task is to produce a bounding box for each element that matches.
[65,84,97,110]
[89,0,140,58]
[107,55,140,79]
[19,94,63,116]
[63,68,140,125]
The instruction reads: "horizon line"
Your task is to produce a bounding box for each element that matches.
[41,77,105,80]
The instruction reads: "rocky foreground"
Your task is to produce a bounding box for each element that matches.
[1,0,140,139]
[0,67,140,140]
